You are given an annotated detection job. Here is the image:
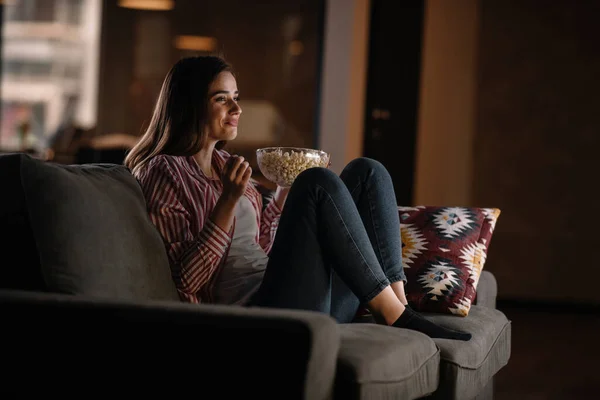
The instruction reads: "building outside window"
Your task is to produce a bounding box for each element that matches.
[0,0,102,154]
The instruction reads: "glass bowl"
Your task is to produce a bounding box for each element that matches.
[256,147,330,187]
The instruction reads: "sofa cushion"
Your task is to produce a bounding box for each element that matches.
[398,205,501,317]
[17,154,180,302]
[335,324,440,400]
[422,305,512,400]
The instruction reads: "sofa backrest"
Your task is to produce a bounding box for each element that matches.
[0,153,47,291]
[0,153,180,302]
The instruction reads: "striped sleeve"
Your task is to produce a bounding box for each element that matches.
[137,157,232,302]
[259,197,282,255]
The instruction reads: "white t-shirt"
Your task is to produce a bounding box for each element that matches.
[213,195,269,305]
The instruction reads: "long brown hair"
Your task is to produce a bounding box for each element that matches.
[125,56,232,176]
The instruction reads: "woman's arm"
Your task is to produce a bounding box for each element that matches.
[273,186,290,209]
[258,186,288,254]
[138,157,232,302]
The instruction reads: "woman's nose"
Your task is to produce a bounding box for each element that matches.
[230,101,242,114]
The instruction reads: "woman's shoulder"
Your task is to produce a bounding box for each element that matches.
[146,153,183,168]
[144,154,195,175]
[135,154,188,184]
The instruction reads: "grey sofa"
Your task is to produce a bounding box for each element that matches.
[0,153,511,399]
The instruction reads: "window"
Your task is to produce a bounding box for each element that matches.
[0,0,102,153]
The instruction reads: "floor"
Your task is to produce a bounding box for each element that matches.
[493,303,600,400]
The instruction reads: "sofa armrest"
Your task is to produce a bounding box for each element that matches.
[0,289,339,400]
[475,270,498,309]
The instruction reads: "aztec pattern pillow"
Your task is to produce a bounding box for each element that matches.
[399,206,501,316]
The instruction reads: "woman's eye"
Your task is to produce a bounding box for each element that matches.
[234,97,240,102]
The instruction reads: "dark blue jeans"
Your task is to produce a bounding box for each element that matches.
[251,157,406,323]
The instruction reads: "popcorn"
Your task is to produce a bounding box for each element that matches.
[257,147,330,187]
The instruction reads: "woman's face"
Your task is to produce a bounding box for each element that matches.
[205,71,241,144]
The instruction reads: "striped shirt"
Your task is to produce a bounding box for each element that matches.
[135,149,282,304]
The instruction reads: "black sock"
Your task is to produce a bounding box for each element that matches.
[392,307,472,341]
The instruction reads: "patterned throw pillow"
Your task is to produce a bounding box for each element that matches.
[399,206,500,316]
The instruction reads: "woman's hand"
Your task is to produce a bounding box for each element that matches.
[221,155,252,204]
[210,155,252,233]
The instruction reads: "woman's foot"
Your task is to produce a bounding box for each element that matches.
[392,306,472,341]
[367,286,471,340]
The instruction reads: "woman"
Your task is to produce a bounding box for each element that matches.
[125,56,470,341]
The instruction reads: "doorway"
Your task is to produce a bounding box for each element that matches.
[362,0,425,206]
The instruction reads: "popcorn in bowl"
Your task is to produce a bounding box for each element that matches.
[256,147,330,187]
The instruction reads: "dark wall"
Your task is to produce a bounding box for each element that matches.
[96,0,136,137]
[473,0,600,304]
[96,0,323,148]
[362,0,424,206]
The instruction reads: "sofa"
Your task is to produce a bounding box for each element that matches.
[0,153,511,399]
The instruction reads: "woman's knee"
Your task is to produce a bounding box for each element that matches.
[295,166,339,187]
[342,157,388,178]
[291,167,350,197]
